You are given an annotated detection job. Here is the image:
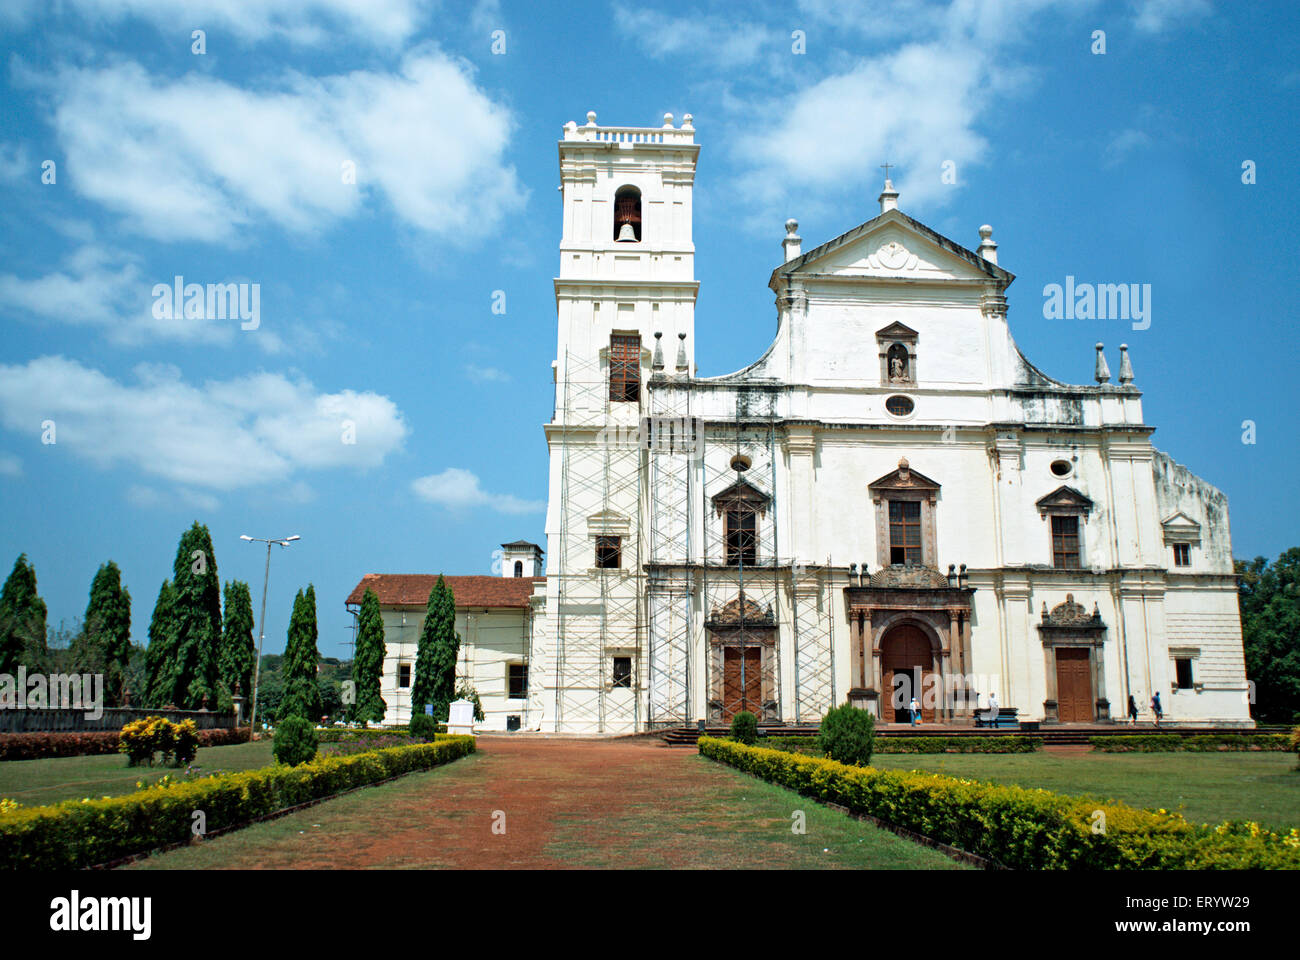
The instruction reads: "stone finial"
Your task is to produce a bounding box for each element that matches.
[675,332,688,372]
[663,113,674,128]
[1094,343,1111,384]
[1041,601,1049,621]
[977,224,998,265]
[585,110,597,126]
[878,178,899,213]
[782,218,801,262]
[652,331,664,370]
[682,113,694,129]
[1118,343,1134,384]
[897,456,910,477]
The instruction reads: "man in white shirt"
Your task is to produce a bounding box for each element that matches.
[987,691,999,727]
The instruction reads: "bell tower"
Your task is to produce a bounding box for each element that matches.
[553,110,699,391]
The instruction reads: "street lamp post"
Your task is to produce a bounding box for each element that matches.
[241,534,300,738]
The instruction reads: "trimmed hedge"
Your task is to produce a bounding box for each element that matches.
[313,725,446,743]
[0,736,476,869]
[699,736,1300,869]
[1090,734,1291,753]
[761,735,1040,755]
[0,727,250,762]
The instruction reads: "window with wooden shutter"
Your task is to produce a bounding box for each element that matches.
[609,334,640,402]
[888,500,922,564]
[1052,515,1081,568]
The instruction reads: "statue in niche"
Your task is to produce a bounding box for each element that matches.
[888,343,910,383]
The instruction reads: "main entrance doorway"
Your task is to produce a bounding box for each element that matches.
[880,624,937,723]
[1055,647,1094,722]
[722,647,762,721]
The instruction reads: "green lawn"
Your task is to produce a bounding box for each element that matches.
[0,740,276,807]
[869,752,1300,832]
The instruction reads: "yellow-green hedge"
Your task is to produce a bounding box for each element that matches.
[0,736,476,870]
[699,736,1300,870]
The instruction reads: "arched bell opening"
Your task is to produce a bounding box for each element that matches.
[614,185,642,242]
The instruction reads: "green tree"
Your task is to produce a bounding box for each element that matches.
[170,523,222,708]
[83,561,132,705]
[219,580,256,707]
[412,575,459,721]
[1238,548,1300,724]
[281,587,322,722]
[144,581,179,707]
[352,587,387,725]
[0,554,48,675]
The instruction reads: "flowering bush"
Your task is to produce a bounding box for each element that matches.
[0,799,21,814]
[118,717,206,767]
[0,727,248,762]
[0,736,476,869]
[699,736,1300,870]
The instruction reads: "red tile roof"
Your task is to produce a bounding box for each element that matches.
[346,574,544,609]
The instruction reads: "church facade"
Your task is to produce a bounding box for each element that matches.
[352,112,1252,733]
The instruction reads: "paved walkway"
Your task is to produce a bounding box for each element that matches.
[131,738,963,870]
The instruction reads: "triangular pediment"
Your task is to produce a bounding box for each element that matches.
[1036,486,1094,515]
[771,209,1014,288]
[868,458,941,494]
[711,479,770,514]
[1161,511,1201,543]
[875,321,919,341]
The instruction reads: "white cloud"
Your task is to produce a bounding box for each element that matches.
[465,364,511,383]
[34,0,428,47]
[412,467,541,514]
[0,246,236,346]
[1104,128,1153,167]
[726,0,1096,223]
[1132,0,1213,34]
[0,356,408,492]
[40,51,525,244]
[612,4,777,67]
[0,452,21,477]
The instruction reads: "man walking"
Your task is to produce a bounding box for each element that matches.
[909,695,921,726]
[1151,691,1163,727]
[1128,694,1139,724]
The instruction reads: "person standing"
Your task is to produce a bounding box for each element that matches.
[987,690,999,727]
[1151,691,1163,727]
[1127,694,1139,724]
[909,695,921,726]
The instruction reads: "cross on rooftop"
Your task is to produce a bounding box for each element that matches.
[880,162,894,180]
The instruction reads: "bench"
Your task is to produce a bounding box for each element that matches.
[975,707,1019,729]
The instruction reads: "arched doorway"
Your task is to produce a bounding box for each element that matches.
[880,624,937,723]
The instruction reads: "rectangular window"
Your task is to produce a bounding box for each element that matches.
[1175,657,1194,689]
[1051,515,1081,568]
[595,535,621,569]
[508,663,528,700]
[888,500,923,565]
[725,507,758,566]
[398,663,411,688]
[608,334,641,402]
[1173,543,1191,567]
[612,656,632,688]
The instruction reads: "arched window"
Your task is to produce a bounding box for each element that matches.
[513,560,523,578]
[614,185,641,241]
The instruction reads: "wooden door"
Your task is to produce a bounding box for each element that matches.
[723,647,762,720]
[881,625,936,723]
[1055,648,1094,722]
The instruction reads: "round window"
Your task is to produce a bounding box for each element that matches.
[1050,459,1073,478]
[885,395,914,416]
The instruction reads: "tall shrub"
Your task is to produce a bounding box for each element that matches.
[817,703,876,766]
[412,576,459,722]
[352,588,387,725]
[218,580,256,707]
[144,581,179,707]
[170,523,222,709]
[0,554,47,676]
[281,588,322,722]
[83,561,132,705]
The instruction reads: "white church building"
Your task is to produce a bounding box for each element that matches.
[349,112,1252,733]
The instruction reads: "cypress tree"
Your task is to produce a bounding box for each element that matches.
[145,580,179,707]
[413,575,459,722]
[0,554,48,676]
[170,522,222,709]
[282,587,322,722]
[219,580,256,707]
[352,587,387,725]
[83,561,132,705]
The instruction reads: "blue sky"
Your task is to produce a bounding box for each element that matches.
[1,0,1296,659]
